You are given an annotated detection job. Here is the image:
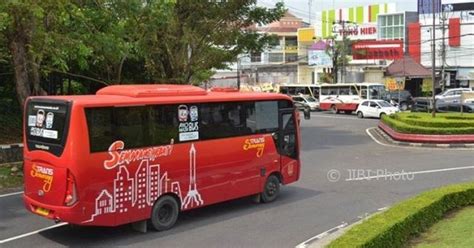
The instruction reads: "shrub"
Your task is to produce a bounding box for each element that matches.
[327,182,474,248]
[381,113,474,135]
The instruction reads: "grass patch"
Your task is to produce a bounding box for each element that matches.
[408,206,474,248]
[381,112,474,135]
[327,182,474,248]
[0,162,24,191]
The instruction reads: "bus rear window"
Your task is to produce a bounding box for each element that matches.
[25,99,71,156]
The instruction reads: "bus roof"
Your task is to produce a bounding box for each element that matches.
[319,82,384,87]
[28,84,291,107]
[280,84,321,87]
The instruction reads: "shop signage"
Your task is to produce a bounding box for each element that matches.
[352,40,403,60]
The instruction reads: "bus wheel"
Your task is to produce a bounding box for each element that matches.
[330,105,338,114]
[150,195,179,231]
[261,175,280,203]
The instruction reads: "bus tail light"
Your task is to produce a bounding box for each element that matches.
[64,170,78,206]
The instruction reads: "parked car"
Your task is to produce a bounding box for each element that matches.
[292,95,320,111]
[436,102,474,113]
[356,100,399,118]
[411,98,433,112]
[435,88,473,104]
[383,90,414,111]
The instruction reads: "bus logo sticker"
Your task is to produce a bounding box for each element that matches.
[243,137,265,157]
[103,140,174,170]
[182,144,204,208]
[85,143,203,223]
[189,105,198,122]
[30,164,54,192]
[45,112,54,129]
[178,105,189,122]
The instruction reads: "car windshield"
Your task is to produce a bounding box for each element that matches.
[378,101,392,107]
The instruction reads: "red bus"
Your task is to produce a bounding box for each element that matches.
[23,84,301,231]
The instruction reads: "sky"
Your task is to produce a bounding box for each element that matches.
[257,0,471,23]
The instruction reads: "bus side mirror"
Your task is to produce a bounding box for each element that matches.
[304,107,311,120]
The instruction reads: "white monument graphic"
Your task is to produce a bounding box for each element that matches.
[84,143,203,223]
[182,144,204,209]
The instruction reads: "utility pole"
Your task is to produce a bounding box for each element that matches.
[308,0,313,25]
[431,3,437,118]
[341,20,346,84]
[333,20,351,84]
[440,7,447,92]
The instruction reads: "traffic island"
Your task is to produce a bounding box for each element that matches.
[408,206,474,247]
[378,113,474,144]
[326,182,474,248]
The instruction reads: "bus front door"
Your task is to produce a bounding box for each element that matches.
[278,109,299,184]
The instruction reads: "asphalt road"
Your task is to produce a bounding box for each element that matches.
[1,112,473,247]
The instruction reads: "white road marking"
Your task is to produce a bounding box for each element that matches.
[346,165,474,181]
[0,223,67,244]
[311,114,369,121]
[295,222,348,248]
[0,191,23,198]
[365,127,474,151]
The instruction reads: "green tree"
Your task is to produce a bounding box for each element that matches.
[138,0,285,84]
[0,0,285,107]
[325,36,351,84]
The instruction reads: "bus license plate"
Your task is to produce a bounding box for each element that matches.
[35,207,50,216]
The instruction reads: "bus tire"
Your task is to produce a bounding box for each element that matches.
[150,195,179,231]
[261,175,280,203]
[357,111,364,118]
[330,105,338,114]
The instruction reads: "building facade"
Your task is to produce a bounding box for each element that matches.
[297,3,400,85]
[408,1,474,91]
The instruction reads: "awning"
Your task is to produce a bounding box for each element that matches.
[385,55,431,78]
[456,68,474,80]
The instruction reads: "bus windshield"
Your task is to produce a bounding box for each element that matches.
[25,99,70,156]
[368,85,386,100]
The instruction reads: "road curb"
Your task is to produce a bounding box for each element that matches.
[300,207,388,248]
[378,122,474,144]
[0,143,23,150]
[372,127,474,149]
[0,143,23,164]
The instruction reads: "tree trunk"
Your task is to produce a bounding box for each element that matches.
[10,39,31,109]
[31,60,46,96]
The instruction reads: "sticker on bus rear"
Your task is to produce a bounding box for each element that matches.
[28,115,37,126]
[179,131,199,141]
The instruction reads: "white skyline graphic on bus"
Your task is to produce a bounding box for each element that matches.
[84,144,203,223]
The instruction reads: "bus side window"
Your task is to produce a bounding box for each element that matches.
[86,107,115,152]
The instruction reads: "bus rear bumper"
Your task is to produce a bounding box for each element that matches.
[23,194,82,224]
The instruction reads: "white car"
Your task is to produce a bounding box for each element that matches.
[292,95,320,111]
[435,88,473,104]
[356,100,399,119]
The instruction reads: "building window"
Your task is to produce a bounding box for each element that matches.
[251,52,261,63]
[378,14,405,40]
[268,53,284,63]
[285,53,298,62]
